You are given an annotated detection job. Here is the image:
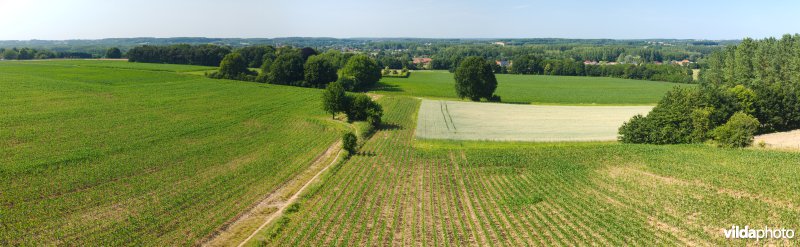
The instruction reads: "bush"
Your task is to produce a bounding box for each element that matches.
[354,121,375,140]
[618,87,701,144]
[618,114,653,143]
[711,112,760,148]
[342,132,358,155]
[346,94,383,127]
[213,52,256,80]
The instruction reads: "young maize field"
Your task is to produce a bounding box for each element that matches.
[248,96,800,246]
[0,61,343,245]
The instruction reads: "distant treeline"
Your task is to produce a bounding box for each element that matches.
[126,44,231,66]
[498,56,694,83]
[208,45,382,92]
[0,47,93,59]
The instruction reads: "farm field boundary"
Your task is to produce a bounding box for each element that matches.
[416,99,653,141]
[202,141,344,246]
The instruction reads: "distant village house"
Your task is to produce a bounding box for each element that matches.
[673,59,692,66]
[412,57,432,65]
[496,60,512,67]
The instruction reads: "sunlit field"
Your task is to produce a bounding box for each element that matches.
[0,60,344,245]
[374,70,695,105]
[247,96,800,246]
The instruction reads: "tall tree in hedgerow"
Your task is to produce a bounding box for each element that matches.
[105,47,122,59]
[304,55,338,88]
[218,52,252,77]
[267,52,305,85]
[339,55,381,91]
[322,81,348,119]
[454,56,498,101]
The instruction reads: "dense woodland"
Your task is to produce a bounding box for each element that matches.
[620,34,800,147]
[126,44,231,66]
[506,56,693,83]
[0,47,94,59]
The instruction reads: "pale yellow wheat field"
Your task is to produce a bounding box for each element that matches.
[416,100,653,141]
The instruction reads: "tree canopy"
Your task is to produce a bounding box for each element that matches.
[127,44,231,66]
[346,94,383,126]
[304,55,338,88]
[339,55,382,91]
[105,47,122,59]
[322,81,348,119]
[237,45,275,68]
[300,47,318,61]
[266,52,305,85]
[454,56,498,101]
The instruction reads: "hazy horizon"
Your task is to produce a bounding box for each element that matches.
[0,36,748,41]
[1,0,798,40]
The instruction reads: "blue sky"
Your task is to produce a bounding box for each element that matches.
[0,0,797,40]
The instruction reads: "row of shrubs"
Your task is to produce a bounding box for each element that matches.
[381,68,410,78]
[619,86,760,148]
[207,47,382,92]
[321,80,384,156]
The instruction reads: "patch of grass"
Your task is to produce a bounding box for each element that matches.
[373,70,695,105]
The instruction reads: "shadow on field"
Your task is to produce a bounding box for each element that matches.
[378,122,403,131]
[370,82,405,92]
[496,100,532,105]
[356,151,377,157]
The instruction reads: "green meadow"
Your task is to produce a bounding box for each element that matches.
[373,70,695,105]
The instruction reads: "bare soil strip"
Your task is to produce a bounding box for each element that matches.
[201,141,343,247]
[754,129,800,150]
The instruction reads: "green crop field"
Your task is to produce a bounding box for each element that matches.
[247,96,800,246]
[5,60,798,246]
[373,70,695,105]
[0,60,345,245]
[16,59,217,72]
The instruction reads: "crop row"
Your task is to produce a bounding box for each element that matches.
[253,96,800,246]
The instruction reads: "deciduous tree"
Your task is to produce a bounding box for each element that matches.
[304,55,338,88]
[339,55,382,91]
[454,56,498,101]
